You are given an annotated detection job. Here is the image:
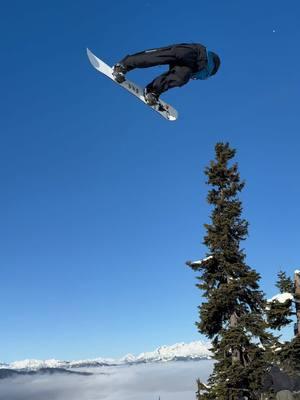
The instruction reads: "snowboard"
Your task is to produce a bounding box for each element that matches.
[87,48,178,121]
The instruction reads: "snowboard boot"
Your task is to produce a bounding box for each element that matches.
[143,88,160,106]
[112,63,127,83]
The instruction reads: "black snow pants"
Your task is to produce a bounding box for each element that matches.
[119,43,207,95]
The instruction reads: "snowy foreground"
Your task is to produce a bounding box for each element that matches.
[0,360,214,400]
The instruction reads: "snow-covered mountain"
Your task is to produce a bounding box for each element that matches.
[2,341,211,371]
[131,341,211,363]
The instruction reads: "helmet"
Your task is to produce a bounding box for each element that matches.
[191,50,221,80]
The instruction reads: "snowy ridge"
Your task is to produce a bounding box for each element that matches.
[2,341,211,371]
[134,341,211,363]
[9,358,114,370]
[10,359,67,370]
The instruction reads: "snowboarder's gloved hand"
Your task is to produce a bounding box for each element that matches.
[191,51,220,80]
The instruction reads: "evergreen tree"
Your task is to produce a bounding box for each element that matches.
[266,271,294,330]
[187,143,275,400]
[275,271,294,294]
[277,336,300,375]
[266,270,300,378]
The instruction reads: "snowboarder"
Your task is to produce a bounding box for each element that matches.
[112,43,220,105]
[262,365,296,399]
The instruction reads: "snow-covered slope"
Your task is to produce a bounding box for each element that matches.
[2,341,211,371]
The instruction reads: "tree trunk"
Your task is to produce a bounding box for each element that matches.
[230,311,238,327]
[230,312,241,364]
[295,271,300,337]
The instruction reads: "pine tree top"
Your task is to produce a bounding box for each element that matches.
[276,270,294,293]
[205,143,244,195]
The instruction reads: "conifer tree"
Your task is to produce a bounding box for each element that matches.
[266,271,294,329]
[276,271,294,294]
[187,143,275,400]
[266,270,300,377]
[279,270,300,379]
[277,336,300,376]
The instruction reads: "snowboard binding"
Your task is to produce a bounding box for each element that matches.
[112,64,127,83]
[143,88,160,106]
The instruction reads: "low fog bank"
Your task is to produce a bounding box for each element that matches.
[0,360,214,400]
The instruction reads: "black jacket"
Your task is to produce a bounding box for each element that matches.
[169,43,207,72]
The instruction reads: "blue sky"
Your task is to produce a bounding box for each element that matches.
[1,0,299,363]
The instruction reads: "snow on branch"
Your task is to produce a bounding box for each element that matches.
[267,292,294,304]
[186,256,213,267]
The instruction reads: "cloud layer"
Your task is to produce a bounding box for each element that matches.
[0,360,214,400]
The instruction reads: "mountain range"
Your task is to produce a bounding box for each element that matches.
[1,341,212,372]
